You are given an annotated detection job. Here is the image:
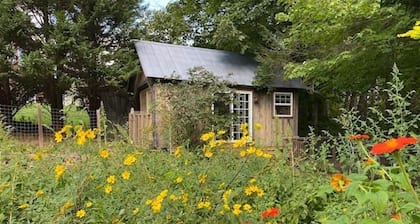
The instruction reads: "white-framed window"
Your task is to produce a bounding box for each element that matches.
[231,91,253,140]
[273,92,293,117]
[211,90,253,141]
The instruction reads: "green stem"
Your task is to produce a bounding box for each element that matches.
[357,141,392,181]
[393,151,420,204]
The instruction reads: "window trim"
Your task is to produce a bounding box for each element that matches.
[231,90,253,141]
[273,92,293,118]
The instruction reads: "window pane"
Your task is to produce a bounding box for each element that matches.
[275,105,291,116]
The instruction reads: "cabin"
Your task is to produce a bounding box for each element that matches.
[130,41,306,149]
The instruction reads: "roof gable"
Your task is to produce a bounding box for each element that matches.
[134,41,305,89]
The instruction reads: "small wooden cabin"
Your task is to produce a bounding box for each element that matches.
[130,41,306,148]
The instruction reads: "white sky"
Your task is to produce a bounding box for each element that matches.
[143,0,173,10]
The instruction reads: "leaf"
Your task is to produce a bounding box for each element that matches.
[400,202,420,213]
[360,219,378,224]
[368,191,388,214]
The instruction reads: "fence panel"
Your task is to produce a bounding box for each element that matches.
[0,103,99,147]
[128,109,153,148]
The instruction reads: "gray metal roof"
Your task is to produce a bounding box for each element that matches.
[134,41,305,89]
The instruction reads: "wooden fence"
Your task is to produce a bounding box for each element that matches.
[128,109,153,148]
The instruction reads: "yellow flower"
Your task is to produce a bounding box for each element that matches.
[217,130,226,136]
[34,151,44,161]
[85,129,95,140]
[232,204,242,216]
[262,153,273,159]
[133,207,140,215]
[123,154,136,166]
[106,175,116,184]
[204,150,213,158]
[86,201,93,208]
[198,174,207,184]
[121,171,131,180]
[243,204,252,211]
[18,203,29,209]
[104,185,113,194]
[197,201,211,210]
[99,149,109,158]
[239,150,247,157]
[255,149,264,157]
[255,123,262,130]
[200,132,215,142]
[169,194,178,201]
[35,189,44,197]
[60,201,73,214]
[76,135,87,145]
[175,176,183,183]
[208,140,217,148]
[174,146,182,158]
[55,165,65,180]
[54,132,63,143]
[76,209,86,218]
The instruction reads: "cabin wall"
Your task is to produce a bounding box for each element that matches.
[136,84,300,149]
[253,91,299,147]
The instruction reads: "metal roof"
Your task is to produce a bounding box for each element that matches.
[134,41,306,89]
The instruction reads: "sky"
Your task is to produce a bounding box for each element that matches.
[143,0,173,10]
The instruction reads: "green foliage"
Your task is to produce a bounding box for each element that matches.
[156,68,233,147]
[13,103,90,127]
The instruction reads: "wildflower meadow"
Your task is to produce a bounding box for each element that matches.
[1,67,419,223]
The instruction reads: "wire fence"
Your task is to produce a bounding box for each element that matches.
[0,104,100,147]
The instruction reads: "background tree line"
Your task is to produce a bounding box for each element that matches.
[1,0,419,135]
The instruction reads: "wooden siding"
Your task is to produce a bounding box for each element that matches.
[133,85,299,148]
[253,91,299,147]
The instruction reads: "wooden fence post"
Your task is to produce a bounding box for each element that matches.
[37,104,43,148]
[128,108,134,144]
[96,109,101,146]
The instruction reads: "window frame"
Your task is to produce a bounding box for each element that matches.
[273,92,293,118]
[231,90,253,141]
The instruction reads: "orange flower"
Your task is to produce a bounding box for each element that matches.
[391,213,402,220]
[348,134,370,141]
[370,137,417,155]
[363,158,375,166]
[330,174,352,192]
[261,207,280,218]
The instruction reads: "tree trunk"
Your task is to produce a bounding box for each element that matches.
[88,95,101,128]
[50,92,64,131]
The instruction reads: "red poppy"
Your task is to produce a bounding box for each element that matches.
[261,207,280,218]
[348,134,370,141]
[370,137,418,155]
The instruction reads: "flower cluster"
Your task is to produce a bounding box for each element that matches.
[54,125,98,145]
[200,130,227,158]
[146,189,169,214]
[348,134,370,141]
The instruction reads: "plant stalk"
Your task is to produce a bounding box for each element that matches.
[393,151,419,204]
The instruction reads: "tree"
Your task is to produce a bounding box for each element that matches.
[142,0,286,54]
[256,0,420,132]
[14,0,142,129]
[0,0,36,124]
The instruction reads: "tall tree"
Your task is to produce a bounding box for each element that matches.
[255,0,420,131]
[142,0,286,54]
[0,0,36,123]
[16,0,141,129]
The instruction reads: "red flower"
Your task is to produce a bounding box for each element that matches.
[370,137,418,155]
[261,207,280,218]
[348,134,370,141]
